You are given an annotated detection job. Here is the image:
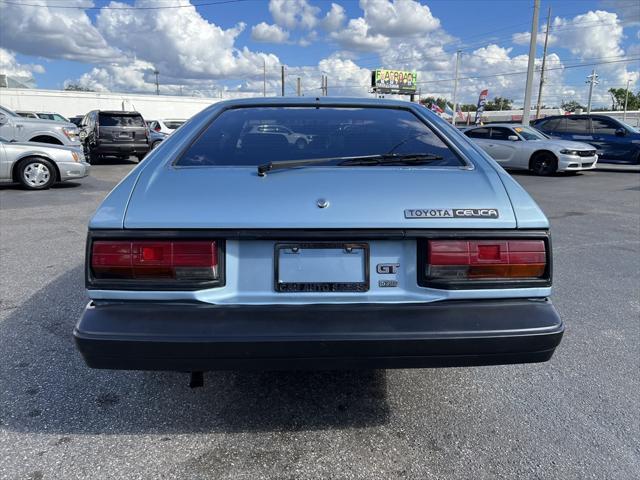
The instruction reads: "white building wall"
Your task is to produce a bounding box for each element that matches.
[0,88,223,120]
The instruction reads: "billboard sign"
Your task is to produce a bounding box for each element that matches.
[372,69,417,94]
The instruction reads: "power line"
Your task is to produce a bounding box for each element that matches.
[301,57,639,94]
[0,0,254,10]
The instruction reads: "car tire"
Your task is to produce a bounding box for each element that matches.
[530,152,557,176]
[85,148,99,165]
[295,138,306,150]
[151,141,162,150]
[17,157,56,190]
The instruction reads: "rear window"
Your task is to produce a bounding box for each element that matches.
[98,113,145,127]
[164,121,185,129]
[176,107,463,167]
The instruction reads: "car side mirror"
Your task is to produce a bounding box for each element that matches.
[615,128,626,137]
[508,135,519,141]
[0,114,7,126]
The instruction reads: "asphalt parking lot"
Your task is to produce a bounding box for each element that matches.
[0,161,638,480]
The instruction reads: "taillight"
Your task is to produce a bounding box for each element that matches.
[425,239,548,285]
[91,240,219,286]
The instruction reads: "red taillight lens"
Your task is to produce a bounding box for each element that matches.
[91,240,218,283]
[427,239,546,281]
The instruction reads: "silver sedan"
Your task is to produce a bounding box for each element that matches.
[464,124,598,175]
[0,136,90,190]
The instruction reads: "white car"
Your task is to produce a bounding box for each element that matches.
[148,119,186,135]
[464,124,598,175]
[248,124,314,149]
[0,135,89,189]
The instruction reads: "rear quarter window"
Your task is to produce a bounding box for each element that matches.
[176,107,464,167]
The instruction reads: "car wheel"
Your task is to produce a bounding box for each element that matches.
[85,148,99,165]
[17,157,56,190]
[530,152,557,176]
[151,141,162,150]
[295,138,306,150]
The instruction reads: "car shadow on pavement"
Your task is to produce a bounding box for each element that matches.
[92,157,139,166]
[1,267,390,436]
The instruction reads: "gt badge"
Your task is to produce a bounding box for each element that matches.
[376,263,399,274]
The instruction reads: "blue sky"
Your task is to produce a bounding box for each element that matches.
[1,0,638,107]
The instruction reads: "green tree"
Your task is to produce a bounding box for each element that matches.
[608,87,639,111]
[64,83,93,92]
[419,96,452,110]
[483,96,513,111]
[561,100,584,112]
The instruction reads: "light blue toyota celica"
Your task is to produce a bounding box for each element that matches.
[74,97,563,379]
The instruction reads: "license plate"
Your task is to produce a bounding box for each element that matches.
[275,243,369,292]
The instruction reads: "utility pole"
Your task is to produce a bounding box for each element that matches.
[586,69,599,114]
[263,59,266,97]
[297,77,301,96]
[536,6,551,119]
[281,65,285,97]
[321,75,328,96]
[451,50,461,125]
[623,78,631,121]
[522,0,540,125]
[154,69,160,95]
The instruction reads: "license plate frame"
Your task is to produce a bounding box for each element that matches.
[274,242,369,293]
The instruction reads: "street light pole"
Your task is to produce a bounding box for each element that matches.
[154,69,159,95]
[535,6,551,120]
[586,69,599,114]
[623,78,631,122]
[263,59,266,97]
[522,0,540,125]
[281,65,285,97]
[451,50,461,125]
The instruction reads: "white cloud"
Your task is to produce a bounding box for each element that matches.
[0,0,121,63]
[511,31,556,47]
[322,3,346,32]
[361,0,440,37]
[269,0,320,30]
[0,48,45,86]
[330,17,390,52]
[96,1,279,81]
[251,22,290,43]
[330,0,443,53]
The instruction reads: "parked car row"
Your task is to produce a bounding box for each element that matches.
[0,103,189,188]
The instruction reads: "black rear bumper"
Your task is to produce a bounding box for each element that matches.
[92,143,149,156]
[74,299,563,371]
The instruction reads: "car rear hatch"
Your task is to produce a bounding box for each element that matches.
[98,112,148,145]
[123,166,516,229]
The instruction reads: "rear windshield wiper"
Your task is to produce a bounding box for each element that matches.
[257,153,443,176]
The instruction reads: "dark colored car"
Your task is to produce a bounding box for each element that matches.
[532,114,640,164]
[79,110,150,163]
[69,116,84,127]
